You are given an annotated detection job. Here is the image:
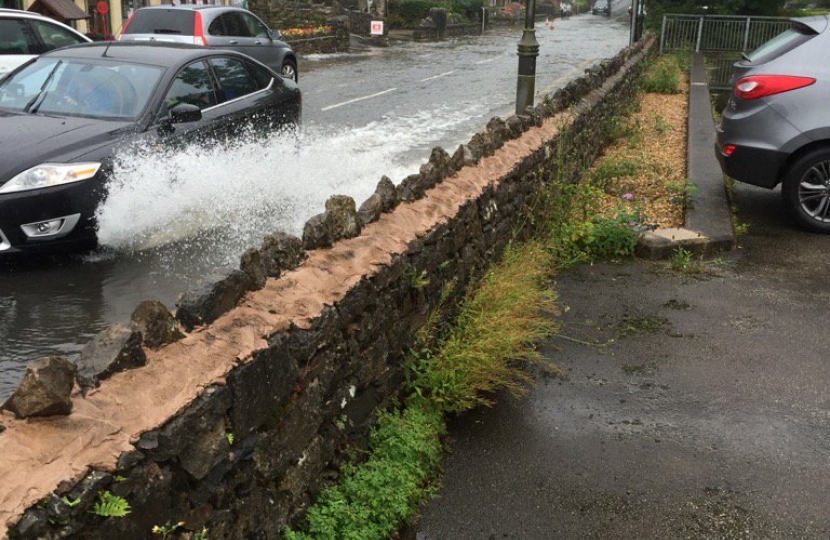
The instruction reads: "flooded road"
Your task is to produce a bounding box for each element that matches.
[0,14,630,398]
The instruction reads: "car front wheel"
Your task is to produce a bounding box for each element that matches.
[281,60,298,82]
[782,147,830,233]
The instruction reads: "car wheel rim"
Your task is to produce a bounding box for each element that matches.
[282,65,296,80]
[798,160,830,223]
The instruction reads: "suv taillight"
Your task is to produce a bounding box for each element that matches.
[734,75,816,100]
[193,12,207,45]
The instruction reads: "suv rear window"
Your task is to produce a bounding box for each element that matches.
[123,10,195,35]
[745,23,816,64]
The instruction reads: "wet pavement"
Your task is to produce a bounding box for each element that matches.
[413,182,830,538]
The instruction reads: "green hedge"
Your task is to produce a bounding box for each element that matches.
[388,0,436,27]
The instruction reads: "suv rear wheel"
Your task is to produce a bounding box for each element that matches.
[281,60,297,82]
[782,147,830,233]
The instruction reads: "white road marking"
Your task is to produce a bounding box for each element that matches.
[321,87,398,111]
[420,70,455,82]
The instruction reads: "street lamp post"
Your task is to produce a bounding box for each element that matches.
[629,0,640,46]
[515,0,539,114]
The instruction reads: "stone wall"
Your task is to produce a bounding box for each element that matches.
[284,32,350,55]
[1,37,654,540]
[413,22,482,40]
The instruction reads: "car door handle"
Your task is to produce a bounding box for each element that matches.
[253,40,262,45]
[228,39,238,44]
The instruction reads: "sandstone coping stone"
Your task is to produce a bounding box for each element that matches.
[76,324,147,394]
[2,356,77,418]
[375,175,399,212]
[175,266,257,331]
[470,131,496,158]
[357,193,384,228]
[259,231,306,278]
[485,116,510,147]
[302,195,361,250]
[240,247,267,291]
[358,175,398,227]
[451,144,477,170]
[397,172,427,202]
[427,146,454,178]
[130,300,184,350]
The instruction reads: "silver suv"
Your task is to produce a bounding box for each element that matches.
[0,8,90,79]
[119,5,298,81]
[716,16,830,232]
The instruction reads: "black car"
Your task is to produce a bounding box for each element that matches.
[592,0,611,15]
[0,42,301,255]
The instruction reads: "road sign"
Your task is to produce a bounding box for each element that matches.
[96,1,107,14]
[370,20,384,36]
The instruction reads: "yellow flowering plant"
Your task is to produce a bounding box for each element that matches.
[281,25,333,37]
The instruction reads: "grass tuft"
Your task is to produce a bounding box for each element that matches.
[641,53,686,94]
[407,240,559,414]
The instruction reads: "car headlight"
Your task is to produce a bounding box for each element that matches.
[0,163,101,194]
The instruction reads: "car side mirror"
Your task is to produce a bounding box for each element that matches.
[271,29,282,40]
[169,103,202,123]
[158,103,202,135]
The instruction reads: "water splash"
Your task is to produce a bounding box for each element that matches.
[95,102,487,266]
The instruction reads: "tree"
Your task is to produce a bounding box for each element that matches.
[647,0,781,16]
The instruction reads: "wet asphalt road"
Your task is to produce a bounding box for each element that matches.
[414,183,830,538]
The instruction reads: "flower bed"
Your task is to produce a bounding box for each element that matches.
[279,20,350,55]
[281,25,333,38]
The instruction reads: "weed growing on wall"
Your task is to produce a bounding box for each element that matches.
[283,403,445,540]
[407,240,559,413]
[92,491,131,518]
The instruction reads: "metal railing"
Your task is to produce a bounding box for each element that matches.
[659,14,793,54]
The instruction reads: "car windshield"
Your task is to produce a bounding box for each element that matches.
[0,57,163,119]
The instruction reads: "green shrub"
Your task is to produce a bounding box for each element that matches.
[450,0,483,18]
[388,0,436,26]
[537,180,640,266]
[283,403,445,540]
